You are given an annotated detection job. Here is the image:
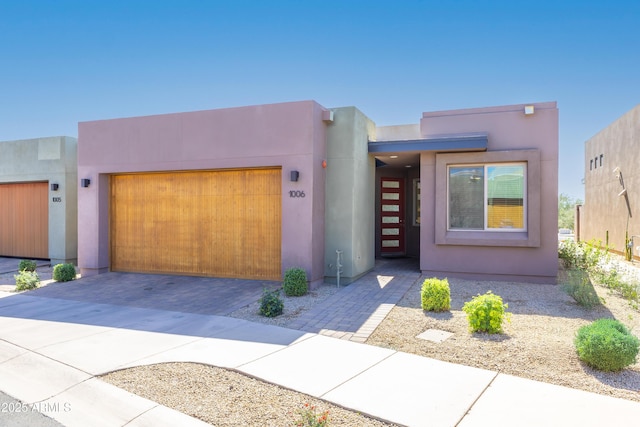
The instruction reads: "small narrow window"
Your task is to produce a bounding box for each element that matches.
[590,159,593,170]
[594,157,598,169]
[413,179,421,226]
[599,154,603,167]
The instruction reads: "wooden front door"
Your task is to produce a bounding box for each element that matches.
[380,177,405,255]
[0,182,49,259]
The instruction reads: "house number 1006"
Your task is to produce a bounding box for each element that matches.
[289,190,305,198]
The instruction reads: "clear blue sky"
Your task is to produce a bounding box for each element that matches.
[2,1,639,200]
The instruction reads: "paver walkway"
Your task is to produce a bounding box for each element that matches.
[289,257,421,342]
[1,256,421,343]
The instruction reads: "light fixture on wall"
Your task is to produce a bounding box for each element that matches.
[524,105,535,115]
[50,183,59,191]
[290,171,300,182]
[81,179,91,188]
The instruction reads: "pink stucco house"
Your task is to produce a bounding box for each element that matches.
[78,100,558,285]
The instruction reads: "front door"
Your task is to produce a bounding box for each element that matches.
[380,177,405,255]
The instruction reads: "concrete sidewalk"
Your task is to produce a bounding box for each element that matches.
[2,292,640,427]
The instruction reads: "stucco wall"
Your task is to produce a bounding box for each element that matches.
[77,101,328,282]
[324,107,376,283]
[0,136,78,264]
[419,102,559,283]
[582,104,640,259]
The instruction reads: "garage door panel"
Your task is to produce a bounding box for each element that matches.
[110,169,281,280]
[0,182,48,259]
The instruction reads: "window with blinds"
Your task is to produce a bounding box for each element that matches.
[448,163,526,231]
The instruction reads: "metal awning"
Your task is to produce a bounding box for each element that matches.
[368,133,488,154]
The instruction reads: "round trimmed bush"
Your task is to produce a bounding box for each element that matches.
[462,291,510,334]
[421,278,451,312]
[18,259,37,272]
[283,267,308,297]
[259,289,284,317]
[53,263,76,282]
[575,318,639,372]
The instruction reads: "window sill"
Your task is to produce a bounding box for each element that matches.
[436,230,539,247]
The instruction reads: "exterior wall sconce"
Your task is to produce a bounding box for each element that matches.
[81,179,91,188]
[290,171,300,182]
[524,105,535,115]
[50,183,59,191]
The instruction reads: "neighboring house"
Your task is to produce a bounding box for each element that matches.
[77,100,559,285]
[580,104,640,260]
[0,136,78,264]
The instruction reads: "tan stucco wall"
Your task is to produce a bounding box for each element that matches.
[582,104,640,259]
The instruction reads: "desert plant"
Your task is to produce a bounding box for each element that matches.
[18,259,37,272]
[575,318,640,371]
[53,263,76,282]
[421,277,451,312]
[283,267,308,297]
[462,291,511,334]
[259,288,284,317]
[295,403,330,427]
[562,269,602,308]
[558,239,607,270]
[14,270,40,291]
[593,268,640,304]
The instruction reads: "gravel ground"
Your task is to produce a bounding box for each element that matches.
[226,285,340,327]
[367,258,640,403]
[103,363,397,427]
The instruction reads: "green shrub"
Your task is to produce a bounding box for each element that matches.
[575,318,640,371]
[53,263,76,282]
[558,239,607,270]
[18,259,37,272]
[15,270,40,291]
[283,267,308,297]
[259,288,284,317]
[421,277,451,312]
[562,269,602,308]
[462,291,511,334]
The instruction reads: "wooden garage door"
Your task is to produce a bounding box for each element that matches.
[0,182,49,259]
[110,168,282,280]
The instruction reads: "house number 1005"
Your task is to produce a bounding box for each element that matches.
[289,190,306,198]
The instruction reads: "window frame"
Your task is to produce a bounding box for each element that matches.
[446,162,527,232]
[434,150,541,248]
